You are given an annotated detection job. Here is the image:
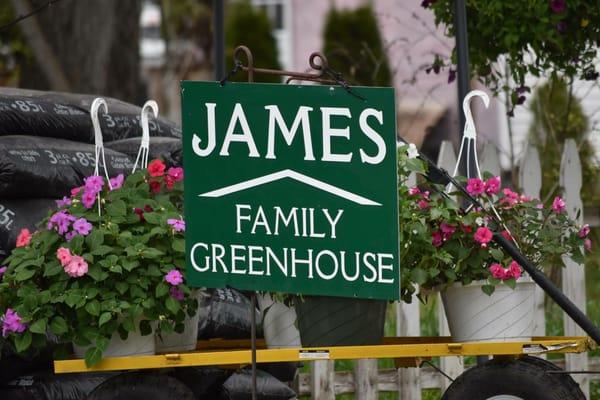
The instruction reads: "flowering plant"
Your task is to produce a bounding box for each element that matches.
[398,145,590,302]
[0,159,195,366]
[422,0,600,111]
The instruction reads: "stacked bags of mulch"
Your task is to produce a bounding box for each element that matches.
[0,88,182,259]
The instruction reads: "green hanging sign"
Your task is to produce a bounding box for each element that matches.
[182,81,399,300]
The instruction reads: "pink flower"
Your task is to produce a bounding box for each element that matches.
[71,186,82,197]
[440,222,456,240]
[552,196,566,213]
[167,218,185,232]
[84,175,104,194]
[579,224,590,239]
[148,159,166,177]
[170,287,185,301]
[56,196,71,207]
[500,188,520,207]
[64,255,88,278]
[484,176,501,195]
[82,190,97,209]
[1,308,27,337]
[489,263,507,280]
[16,229,32,247]
[165,175,175,190]
[520,195,532,203]
[167,167,184,182]
[417,199,429,210]
[56,247,72,267]
[584,239,592,252]
[466,178,485,196]
[165,269,184,286]
[536,203,544,209]
[474,227,493,247]
[0,266,6,279]
[431,231,443,247]
[109,174,124,190]
[408,187,420,196]
[507,261,522,279]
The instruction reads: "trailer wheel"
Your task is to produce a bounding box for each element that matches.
[442,356,585,400]
[85,372,195,400]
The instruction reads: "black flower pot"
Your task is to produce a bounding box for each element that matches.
[294,295,387,347]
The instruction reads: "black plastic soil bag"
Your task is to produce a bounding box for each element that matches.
[0,136,134,198]
[0,87,181,142]
[0,370,116,400]
[170,367,231,399]
[197,288,262,340]
[0,198,55,258]
[0,346,53,385]
[105,137,182,167]
[220,369,296,400]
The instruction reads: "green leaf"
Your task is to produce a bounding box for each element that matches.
[68,235,84,253]
[50,316,68,335]
[14,331,32,353]
[96,336,110,352]
[165,296,180,315]
[140,247,164,259]
[122,259,140,272]
[121,317,135,333]
[86,230,104,251]
[172,239,185,253]
[106,200,126,217]
[91,245,114,256]
[489,248,504,261]
[98,312,112,327]
[29,318,48,334]
[142,212,161,225]
[15,268,36,281]
[43,262,63,277]
[155,282,169,297]
[84,346,103,367]
[87,265,109,282]
[115,281,129,295]
[504,278,517,289]
[410,268,428,285]
[85,300,101,316]
[481,285,495,296]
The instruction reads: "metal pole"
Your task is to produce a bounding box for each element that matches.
[213,0,225,80]
[250,292,258,400]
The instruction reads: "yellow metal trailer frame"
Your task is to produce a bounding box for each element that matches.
[53,336,595,374]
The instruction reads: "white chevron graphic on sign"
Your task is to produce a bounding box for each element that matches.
[198,169,381,206]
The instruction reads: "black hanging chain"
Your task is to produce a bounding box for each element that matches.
[420,360,456,382]
[219,60,243,86]
[323,67,366,101]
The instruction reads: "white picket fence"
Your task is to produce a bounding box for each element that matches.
[298,139,593,399]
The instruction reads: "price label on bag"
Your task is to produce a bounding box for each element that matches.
[182,81,399,300]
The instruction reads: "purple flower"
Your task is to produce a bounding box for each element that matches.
[48,210,76,235]
[73,218,93,236]
[421,0,437,8]
[170,287,185,301]
[167,218,185,233]
[557,21,568,34]
[165,269,184,286]
[0,266,6,279]
[109,174,124,191]
[1,308,27,337]
[550,0,566,13]
[82,190,97,209]
[65,231,76,241]
[56,196,71,207]
[447,69,456,84]
[84,175,104,194]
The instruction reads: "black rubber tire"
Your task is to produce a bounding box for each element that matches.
[442,356,585,400]
[85,372,195,400]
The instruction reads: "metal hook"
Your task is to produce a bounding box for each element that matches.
[133,100,159,173]
[90,98,112,215]
[462,90,489,139]
[234,45,255,82]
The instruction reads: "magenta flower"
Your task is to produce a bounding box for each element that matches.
[500,188,519,207]
[109,174,124,190]
[507,261,522,279]
[0,266,6,279]
[489,263,507,280]
[584,239,592,252]
[170,286,185,301]
[579,224,590,239]
[167,167,184,182]
[440,222,456,240]
[417,199,429,210]
[466,178,485,196]
[408,187,421,196]
[484,176,501,195]
[56,196,71,207]
[167,218,185,232]
[165,269,184,286]
[550,0,566,13]
[82,190,97,209]
[1,308,27,337]
[552,196,566,213]
[84,175,104,193]
[73,218,92,236]
[474,226,493,247]
[431,231,443,247]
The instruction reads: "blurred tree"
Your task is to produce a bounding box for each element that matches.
[10,0,142,103]
[225,0,280,83]
[322,5,391,87]
[527,76,599,205]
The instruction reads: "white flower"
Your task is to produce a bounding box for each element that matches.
[407,143,419,159]
[475,217,485,226]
